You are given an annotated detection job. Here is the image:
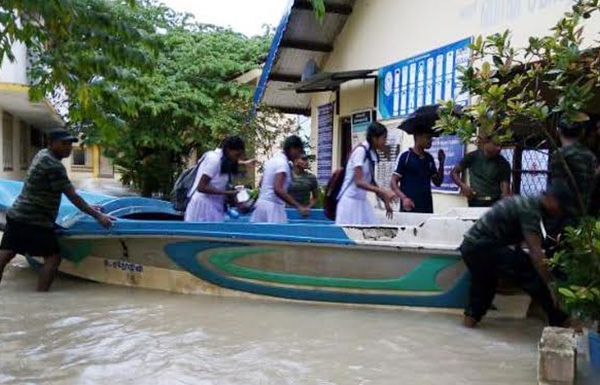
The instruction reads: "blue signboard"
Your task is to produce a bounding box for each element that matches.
[378,38,472,120]
[430,135,466,193]
[317,103,334,186]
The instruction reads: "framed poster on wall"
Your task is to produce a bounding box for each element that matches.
[377,37,472,194]
[429,135,465,194]
[377,37,472,120]
[350,110,376,148]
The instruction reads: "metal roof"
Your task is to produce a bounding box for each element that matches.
[281,69,374,93]
[253,0,357,116]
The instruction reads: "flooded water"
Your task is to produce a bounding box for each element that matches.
[0,256,551,385]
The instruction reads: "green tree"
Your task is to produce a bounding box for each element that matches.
[81,3,297,197]
[2,1,300,197]
[0,0,161,131]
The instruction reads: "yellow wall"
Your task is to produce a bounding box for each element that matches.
[310,0,600,213]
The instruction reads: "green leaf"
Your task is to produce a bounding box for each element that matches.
[559,288,576,298]
[481,62,491,78]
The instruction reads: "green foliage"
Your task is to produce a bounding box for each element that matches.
[80,2,298,197]
[98,22,264,196]
[2,0,301,197]
[437,0,600,213]
[437,0,600,143]
[437,2,600,324]
[0,0,160,131]
[551,218,600,323]
[311,0,326,22]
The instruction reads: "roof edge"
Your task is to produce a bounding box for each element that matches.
[251,0,295,111]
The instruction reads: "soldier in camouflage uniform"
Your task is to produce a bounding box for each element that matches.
[0,130,113,292]
[460,184,572,328]
[548,117,598,218]
[288,154,319,207]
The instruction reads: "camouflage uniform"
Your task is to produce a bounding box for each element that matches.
[1,149,72,256]
[549,143,598,217]
[460,196,568,325]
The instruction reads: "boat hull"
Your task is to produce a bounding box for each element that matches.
[28,235,470,309]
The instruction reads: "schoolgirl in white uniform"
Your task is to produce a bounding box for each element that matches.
[336,122,396,225]
[251,135,309,223]
[185,136,246,222]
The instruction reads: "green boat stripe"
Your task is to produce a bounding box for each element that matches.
[207,247,459,292]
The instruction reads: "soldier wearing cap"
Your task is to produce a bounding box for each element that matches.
[460,183,573,328]
[0,129,113,292]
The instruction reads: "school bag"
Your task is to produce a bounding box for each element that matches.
[171,155,206,213]
[323,144,375,220]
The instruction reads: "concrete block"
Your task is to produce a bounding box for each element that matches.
[538,327,577,385]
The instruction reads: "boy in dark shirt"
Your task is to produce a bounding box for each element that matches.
[390,132,444,213]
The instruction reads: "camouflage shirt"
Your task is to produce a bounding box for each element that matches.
[288,170,318,206]
[8,149,73,228]
[549,143,598,216]
[463,195,543,247]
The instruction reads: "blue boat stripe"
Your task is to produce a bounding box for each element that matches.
[164,242,470,308]
[61,219,354,246]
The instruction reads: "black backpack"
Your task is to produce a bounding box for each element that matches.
[323,145,375,220]
[171,155,205,212]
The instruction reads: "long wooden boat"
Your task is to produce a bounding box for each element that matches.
[0,179,485,311]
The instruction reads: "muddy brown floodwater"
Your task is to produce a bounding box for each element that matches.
[0,256,562,385]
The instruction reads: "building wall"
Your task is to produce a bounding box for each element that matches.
[310,0,600,213]
[0,106,39,180]
[66,144,122,186]
[0,41,28,85]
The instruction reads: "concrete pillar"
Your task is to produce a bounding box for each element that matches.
[538,327,576,385]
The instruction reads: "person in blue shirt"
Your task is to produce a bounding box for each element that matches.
[390,131,445,213]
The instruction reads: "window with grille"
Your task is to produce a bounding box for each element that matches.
[501,147,549,196]
[72,148,86,166]
[3,113,14,171]
[20,121,29,170]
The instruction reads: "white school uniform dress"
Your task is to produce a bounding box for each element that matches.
[250,153,292,224]
[336,142,377,226]
[184,149,229,222]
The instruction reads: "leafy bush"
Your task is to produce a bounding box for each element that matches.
[551,218,600,327]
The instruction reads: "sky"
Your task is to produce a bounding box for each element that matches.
[161,0,289,36]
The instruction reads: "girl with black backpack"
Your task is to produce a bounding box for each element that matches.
[336,122,396,225]
[184,136,246,222]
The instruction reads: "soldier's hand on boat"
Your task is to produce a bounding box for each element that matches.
[297,206,310,217]
[90,204,104,213]
[95,213,115,229]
